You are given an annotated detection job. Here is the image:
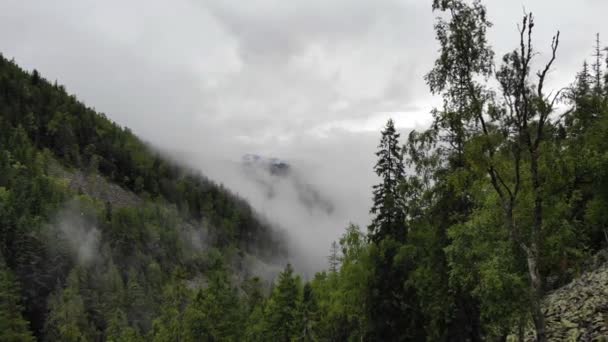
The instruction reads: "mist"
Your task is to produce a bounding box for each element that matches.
[2,0,607,275]
[48,200,101,266]
[177,122,436,274]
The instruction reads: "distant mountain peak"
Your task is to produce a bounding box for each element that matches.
[240,153,334,214]
[242,154,290,176]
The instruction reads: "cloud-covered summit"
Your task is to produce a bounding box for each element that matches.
[1,0,606,272]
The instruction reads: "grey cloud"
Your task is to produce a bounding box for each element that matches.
[203,0,399,63]
[1,0,605,273]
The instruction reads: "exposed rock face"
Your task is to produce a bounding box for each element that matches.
[527,255,608,341]
[47,159,141,208]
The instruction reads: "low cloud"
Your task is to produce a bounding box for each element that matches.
[2,0,606,275]
[50,200,101,266]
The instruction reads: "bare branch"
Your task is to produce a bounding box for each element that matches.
[537,31,560,100]
[534,31,560,149]
[548,87,565,110]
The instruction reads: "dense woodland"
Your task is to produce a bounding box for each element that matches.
[1,0,608,341]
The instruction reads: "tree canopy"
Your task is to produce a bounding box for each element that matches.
[0,0,607,340]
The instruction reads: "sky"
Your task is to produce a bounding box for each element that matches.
[1,0,606,274]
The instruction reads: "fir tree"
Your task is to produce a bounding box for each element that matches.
[150,280,190,342]
[369,119,406,243]
[568,61,595,136]
[299,283,319,342]
[105,309,143,342]
[327,241,340,273]
[43,270,95,342]
[576,61,592,98]
[0,257,34,342]
[605,45,608,96]
[264,264,301,341]
[592,33,604,95]
[186,269,244,341]
[367,120,425,341]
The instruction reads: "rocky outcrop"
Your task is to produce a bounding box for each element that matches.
[526,254,608,341]
[47,160,141,208]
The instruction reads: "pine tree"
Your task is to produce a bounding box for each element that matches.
[0,257,34,342]
[605,45,608,96]
[185,269,244,341]
[592,33,604,96]
[568,61,595,136]
[369,119,406,243]
[299,283,319,342]
[327,241,340,273]
[105,309,143,342]
[242,276,264,315]
[125,270,150,333]
[43,269,95,342]
[264,264,301,341]
[243,305,265,341]
[366,120,425,341]
[576,61,592,99]
[150,280,190,342]
[100,260,125,318]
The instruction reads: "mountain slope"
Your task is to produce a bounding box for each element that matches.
[0,53,285,339]
[0,55,284,255]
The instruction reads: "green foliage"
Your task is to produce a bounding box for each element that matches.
[369,119,407,243]
[299,283,319,341]
[105,309,143,342]
[44,269,95,342]
[263,264,302,341]
[0,1,607,340]
[0,257,34,342]
[310,224,370,341]
[150,280,192,342]
[0,53,282,259]
[0,52,286,340]
[310,3,607,340]
[186,268,245,341]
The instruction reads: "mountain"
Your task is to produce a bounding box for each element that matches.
[1,0,607,337]
[240,154,334,215]
[0,53,286,340]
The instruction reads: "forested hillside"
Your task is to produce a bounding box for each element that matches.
[0,47,286,340]
[1,0,608,341]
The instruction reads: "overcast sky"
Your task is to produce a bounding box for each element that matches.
[1,0,606,273]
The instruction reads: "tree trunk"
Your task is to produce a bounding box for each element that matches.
[529,145,547,341]
[525,244,546,342]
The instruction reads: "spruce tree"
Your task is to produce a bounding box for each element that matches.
[592,33,604,96]
[367,119,425,341]
[264,264,301,341]
[327,241,340,273]
[299,283,319,342]
[576,61,591,99]
[105,309,142,342]
[43,270,94,342]
[0,257,34,342]
[187,269,244,341]
[569,61,596,137]
[369,119,406,243]
[150,279,190,342]
[605,45,608,96]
